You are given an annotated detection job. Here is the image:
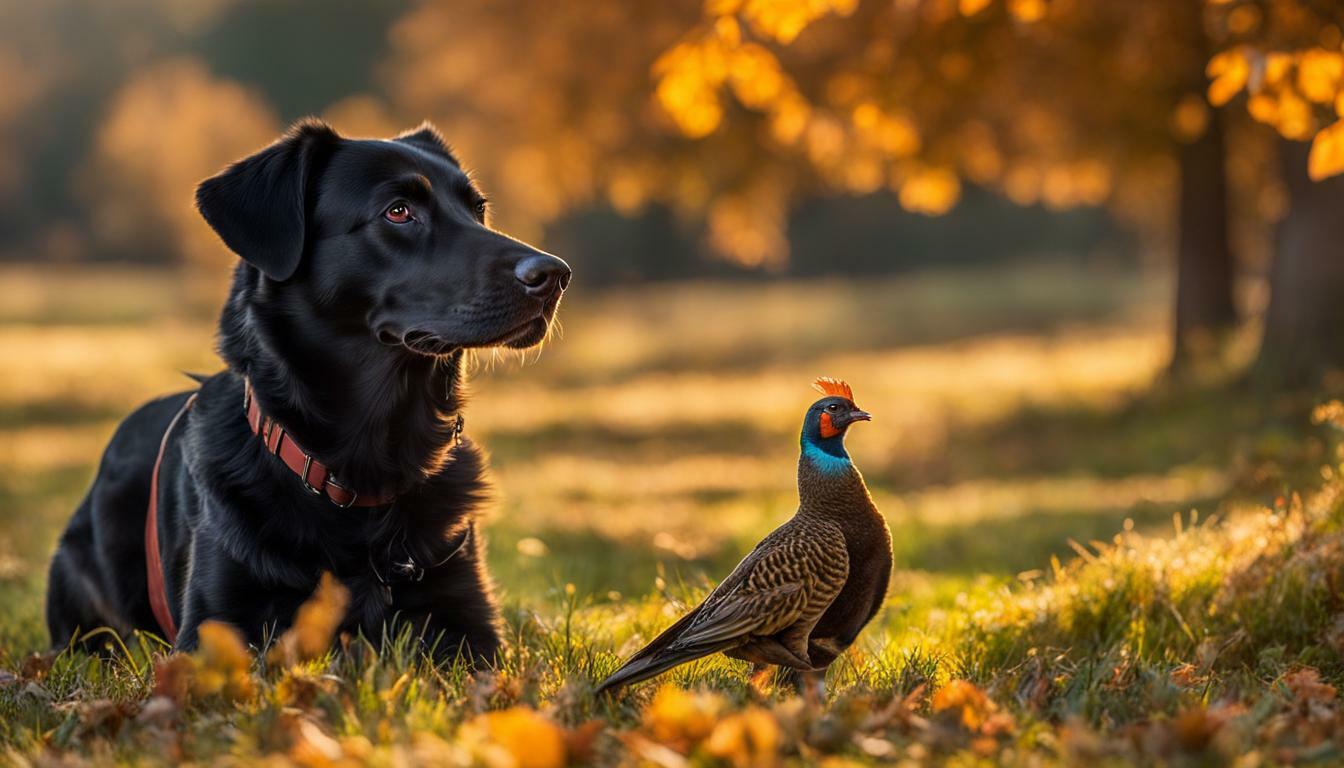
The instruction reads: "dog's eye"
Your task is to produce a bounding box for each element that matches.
[474,199,488,220]
[384,203,412,224]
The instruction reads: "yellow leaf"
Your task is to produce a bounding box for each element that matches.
[1297,48,1344,104]
[705,707,781,767]
[267,571,350,667]
[728,43,788,109]
[1276,88,1315,140]
[642,685,724,751]
[1008,0,1046,23]
[741,0,854,45]
[1264,51,1293,87]
[653,39,729,139]
[959,0,993,16]
[898,167,961,215]
[713,15,742,46]
[851,102,881,130]
[768,92,811,145]
[462,707,567,768]
[705,0,744,15]
[289,718,343,768]
[1247,92,1279,125]
[195,621,255,702]
[1206,48,1249,106]
[932,679,994,730]
[1309,120,1344,181]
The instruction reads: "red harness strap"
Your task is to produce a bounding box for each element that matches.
[146,393,197,644]
[145,378,450,640]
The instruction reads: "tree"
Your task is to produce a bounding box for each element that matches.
[84,58,279,269]
[652,0,1248,368]
[1202,0,1344,383]
[646,0,1344,382]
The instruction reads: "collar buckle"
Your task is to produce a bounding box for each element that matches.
[327,477,359,509]
[300,454,323,496]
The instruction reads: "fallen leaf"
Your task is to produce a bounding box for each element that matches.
[461,707,567,768]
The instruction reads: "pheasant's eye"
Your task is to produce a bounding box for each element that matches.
[826,403,840,412]
[384,203,412,224]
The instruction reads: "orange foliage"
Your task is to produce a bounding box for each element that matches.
[1204,1,1344,177]
[931,679,995,731]
[267,572,350,668]
[459,707,568,768]
[152,620,256,706]
[84,58,279,268]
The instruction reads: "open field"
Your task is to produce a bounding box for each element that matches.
[3,262,1343,766]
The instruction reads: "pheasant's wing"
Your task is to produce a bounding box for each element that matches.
[666,520,849,651]
[609,537,779,670]
[596,518,848,693]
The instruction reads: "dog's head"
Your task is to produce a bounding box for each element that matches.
[197,120,570,356]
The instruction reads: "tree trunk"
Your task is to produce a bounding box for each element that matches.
[1256,140,1344,386]
[1171,107,1238,369]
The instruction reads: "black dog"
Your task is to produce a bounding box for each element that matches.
[45,120,569,663]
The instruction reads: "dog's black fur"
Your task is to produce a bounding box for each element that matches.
[45,120,570,662]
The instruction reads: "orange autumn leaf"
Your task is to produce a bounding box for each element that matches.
[1308,120,1344,181]
[642,685,724,752]
[932,679,994,731]
[959,0,993,16]
[1206,47,1250,107]
[898,167,961,215]
[563,720,605,765]
[1297,49,1344,105]
[1007,0,1046,23]
[1284,667,1337,703]
[151,653,196,706]
[460,707,567,768]
[288,717,344,768]
[267,571,350,667]
[193,621,255,703]
[705,707,781,767]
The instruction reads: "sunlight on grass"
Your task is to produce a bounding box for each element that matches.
[4,263,1341,765]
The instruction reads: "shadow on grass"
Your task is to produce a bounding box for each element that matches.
[483,420,785,464]
[0,400,127,430]
[892,496,1223,576]
[509,263,1158,388]
[487,526,749,609]
[883,377,1327,494]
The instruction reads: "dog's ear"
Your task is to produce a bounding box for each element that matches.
[395,122,460,166]
[196,119,340,282]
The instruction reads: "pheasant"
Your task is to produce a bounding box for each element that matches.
[596,377,892,698]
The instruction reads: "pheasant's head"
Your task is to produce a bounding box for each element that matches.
[801,377,871,449]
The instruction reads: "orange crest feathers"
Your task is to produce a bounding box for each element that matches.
[812,376,854,401]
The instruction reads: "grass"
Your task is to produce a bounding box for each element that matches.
[1,260,1343,765]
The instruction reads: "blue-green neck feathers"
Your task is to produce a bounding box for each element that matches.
[801,412,852,474]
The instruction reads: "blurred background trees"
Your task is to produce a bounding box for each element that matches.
[1,0,1342,383]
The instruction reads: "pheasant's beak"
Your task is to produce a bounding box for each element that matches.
[849,409,872,423]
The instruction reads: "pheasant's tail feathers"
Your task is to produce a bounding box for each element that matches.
[595,655,671,694]
[595,642,730,694]
[812,376,853,401]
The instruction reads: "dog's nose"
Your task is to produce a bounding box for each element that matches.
[514,253,571,296]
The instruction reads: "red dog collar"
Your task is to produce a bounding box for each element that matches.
[243,378,401,508]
